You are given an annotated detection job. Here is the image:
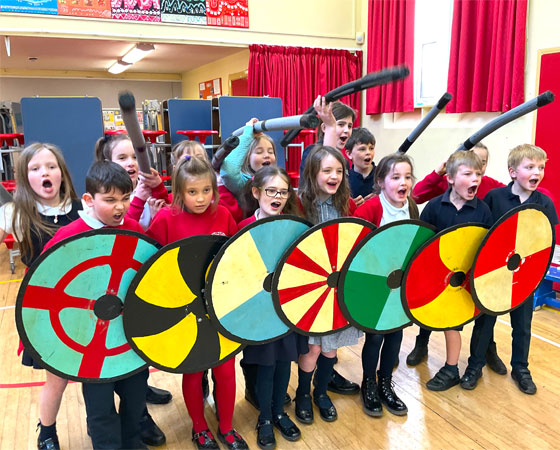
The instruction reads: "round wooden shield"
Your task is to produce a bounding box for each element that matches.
[16,229,158,382]
[271,217,374,336]
[205,216,311,344]
[123,235,244,373]
[339,220,436,333]
[401,223,489,331]
[470,205,555,314]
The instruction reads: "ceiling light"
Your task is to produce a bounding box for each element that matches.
[108,59,132,74]
[121,43,155,64]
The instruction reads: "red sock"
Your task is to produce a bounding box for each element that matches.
[213,358,236,441]
[182,372,208,434]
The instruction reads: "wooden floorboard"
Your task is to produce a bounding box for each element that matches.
[1,245,559,449]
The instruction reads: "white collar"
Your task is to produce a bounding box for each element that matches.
[36,201,71,216]
[379,191,409,216]
[78,210,124,229]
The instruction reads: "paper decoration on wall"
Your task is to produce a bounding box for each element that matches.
[124,235,244,373]
[272,218,374,336]
[0,0,58,14]
[402,223,488,331]
[15,230,158,382]
[206,0,248,28]
[160,0,206,23]
[471,204,555,315]
[339,220,436,334]
[58,0,111,18]
[199,78,222,99]
[206,216,311,344]
[111,0,161,21]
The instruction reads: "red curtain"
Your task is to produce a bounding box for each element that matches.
[248,45,363,122]
[366,0,415,114]
[446,0,527,113]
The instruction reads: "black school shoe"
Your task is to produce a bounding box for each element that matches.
[192,429,219,450]
[460,367,482,390]
[406,337,428,366]
[37,437,59,450]
[146,385,173,405]
[486,342,507,375]
[361,376,382,417]
[273,413,301,441]
[217,429,249,450]
[140,410,166,446]
[313,369,360,395]
[313,394,338,422]
[426,366,460,391]
[294,394,314,424]
[512,369,537,395]
[256,420,276,450]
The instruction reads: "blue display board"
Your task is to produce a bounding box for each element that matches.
[21,97,104,195]
[218,96,285,168]
[0,0,58,14]
[167,99,212,146]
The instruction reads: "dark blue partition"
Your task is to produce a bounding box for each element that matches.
[21,97,104,195]
[218,96,285,168]
[167,99,212,146]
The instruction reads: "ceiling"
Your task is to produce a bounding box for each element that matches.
[0,36,244,74]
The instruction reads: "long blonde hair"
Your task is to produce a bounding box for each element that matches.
[241,134,277,175]
[171,156,219,212]
[12,143,78,258]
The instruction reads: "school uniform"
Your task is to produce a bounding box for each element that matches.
[127,180,170,229]
[299,143,350,179]
[45,211,148,450]
[348,164,376,199]
[466,183,559,375]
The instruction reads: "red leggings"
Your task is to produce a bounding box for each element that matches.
[182,358,236,435]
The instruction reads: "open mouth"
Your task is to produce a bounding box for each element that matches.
[113,213,123,221]
[271,200,282,209]
[529,178,539,187]
[467,185,477,195]
[397,188,407,196]
[42,180,52,189]
[363,157,372,164]
[261,161,271,167]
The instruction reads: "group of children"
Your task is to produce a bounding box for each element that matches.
[0,95,557,450]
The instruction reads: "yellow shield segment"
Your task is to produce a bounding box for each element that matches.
[281,285,329,324]
[439,226,487,271]
[217,332,243,360]
[132,314,197,369]
[135,247,196,308]
[295,230,331,274]
[211,232,268,318]
[277,263,327,290]
[516,208,553,257]
[336,223,367,270]
[474,265,514,312]
[411,285,476,329]
[309,288,336,333]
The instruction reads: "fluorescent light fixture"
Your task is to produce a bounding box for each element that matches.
[108,59,132,74]
[122,43,155,64]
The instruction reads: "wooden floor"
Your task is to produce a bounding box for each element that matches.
[1,245,560,450]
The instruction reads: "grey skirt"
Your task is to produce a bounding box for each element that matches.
[307,326,363,353]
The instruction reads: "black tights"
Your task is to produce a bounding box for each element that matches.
[361,331,403,377]
[255,361,291,421]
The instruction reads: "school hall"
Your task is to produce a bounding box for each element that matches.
[1,0,560,449]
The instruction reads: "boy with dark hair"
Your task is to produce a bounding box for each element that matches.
[43,161,149,449]
[345,127,376,207]
[460,144,558,394]
[419,151,493,391]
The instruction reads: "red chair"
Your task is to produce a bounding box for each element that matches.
[3,234,19,274]
[104,129,128,136]
[177,130,218,144]
[0,133,25,147]
[1,180,16,192]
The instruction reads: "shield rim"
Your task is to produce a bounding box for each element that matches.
[400,222,489,332]
[469,204,555,315]
[338,219,436,334]
[205,215,312,345]
[16,228,159,383]
[123,234,245,374]
[271,216,375,337]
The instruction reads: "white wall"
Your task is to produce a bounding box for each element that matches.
[0,77,182,109]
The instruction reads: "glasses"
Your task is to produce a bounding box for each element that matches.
[262,188,289,199]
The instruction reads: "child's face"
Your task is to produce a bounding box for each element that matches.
[316,154,344,198]
[379,162,413,208]
[111,140,138,185]
[347,142,375,173]
[182,174,214,214]
[473,147,488,175]
[330,115,353,150]
[252,175,289,218]
[448,164,482,202]
[27,148,62,206]
[84,187,131,227]
[509,157,545,193]
[178,145,208,164]
[249,137,276,172]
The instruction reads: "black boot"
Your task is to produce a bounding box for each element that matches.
[406,336,428,366]
[361,375,382,417]
[377,373,407,416]
[37,421,59,450]
[140,409,166,447]
[486,341,507,375]
[146,385,172,404]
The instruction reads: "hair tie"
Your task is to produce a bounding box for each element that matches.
[184,155,191,161]
[251,175,255,181]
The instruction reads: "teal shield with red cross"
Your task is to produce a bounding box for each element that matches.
[15,229,159,382]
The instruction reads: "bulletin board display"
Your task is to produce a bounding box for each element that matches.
[0,0,249,27]
[199,78,222,99]
[534,49,560,243]
[103,109,144,132]
[21,97,104,195]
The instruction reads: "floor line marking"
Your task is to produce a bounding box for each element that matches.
[496,318,560,349]
[0,278,22,284]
